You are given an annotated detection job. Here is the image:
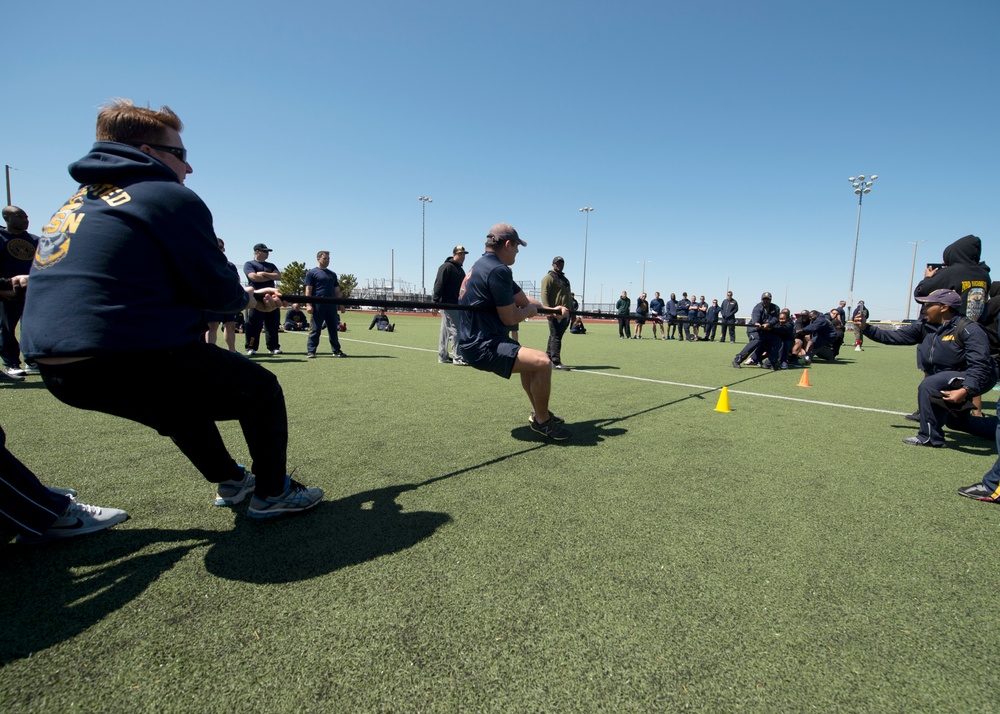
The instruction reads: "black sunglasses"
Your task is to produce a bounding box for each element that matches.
[138,143,188,162]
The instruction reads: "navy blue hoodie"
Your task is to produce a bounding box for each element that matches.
[22,142,250,358]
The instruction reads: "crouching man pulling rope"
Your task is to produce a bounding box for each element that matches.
[456,223,572,441]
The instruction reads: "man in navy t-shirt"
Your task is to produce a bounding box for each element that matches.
[243,243,282,355]
[458,223,571,440]
[303,250,346,358]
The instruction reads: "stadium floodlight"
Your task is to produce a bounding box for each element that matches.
[846,173,878,310]
[579,207,594,312]
[418,196,433,296]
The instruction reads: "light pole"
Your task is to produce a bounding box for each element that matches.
[846,174,878,311]
[905,239,927,321]
[418,196,432,297]
[637,260,651,294]
[579,207,594,311]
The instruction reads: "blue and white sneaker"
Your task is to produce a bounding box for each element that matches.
[214,466,255,506]
[247,477,323,519]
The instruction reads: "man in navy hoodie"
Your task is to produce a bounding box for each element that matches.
[21,100,322,520]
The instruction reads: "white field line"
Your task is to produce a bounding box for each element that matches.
[572,369,909,416]
[336,337,909,416]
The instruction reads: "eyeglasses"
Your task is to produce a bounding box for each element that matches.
[137,143,188,162]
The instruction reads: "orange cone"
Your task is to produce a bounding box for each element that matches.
[714,386,731,412]
[797,369,811,388]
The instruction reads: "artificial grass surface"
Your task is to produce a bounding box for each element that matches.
[2,313,999,712]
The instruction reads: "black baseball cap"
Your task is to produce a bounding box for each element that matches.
[254,243,272,252]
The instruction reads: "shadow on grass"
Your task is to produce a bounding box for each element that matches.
[500,371,776,447]
[0,381,50,391]
[204,486,450,583]
[0,487,451,662]
[0,527,213,665]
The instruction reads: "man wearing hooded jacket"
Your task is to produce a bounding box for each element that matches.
[433,245,469,364]
[20,100,323,520]
[914,234,990,320]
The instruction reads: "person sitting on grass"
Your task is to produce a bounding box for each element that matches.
[570,316,587,334]
[369,308,395,332]
[283,303,308,331]
[855,289,997,448]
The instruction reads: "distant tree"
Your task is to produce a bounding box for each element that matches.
[339,273,358,298]
[279,261,307,295]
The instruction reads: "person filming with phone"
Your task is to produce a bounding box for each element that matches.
[855,289,997,448]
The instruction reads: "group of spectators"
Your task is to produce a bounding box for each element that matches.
[614,291,741,342]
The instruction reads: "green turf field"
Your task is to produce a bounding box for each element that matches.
[2,313,998,712]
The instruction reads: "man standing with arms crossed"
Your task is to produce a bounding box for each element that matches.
[458,223,571,440]
[719,291,739,343]
[541,256,573,370]
[244,243,282,356]
[432,245,469,365]
[21,99,322,519]
[304,250,347,359]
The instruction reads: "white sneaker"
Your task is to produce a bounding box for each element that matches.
[16,500,129,544]
[854,345,863,352]
[271,349,282,355]
[23,364,40,374]
[246,349,257,356]
[5,366,26,377]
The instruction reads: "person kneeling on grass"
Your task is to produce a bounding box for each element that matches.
[457,223,571,441]
[855,289,997,448]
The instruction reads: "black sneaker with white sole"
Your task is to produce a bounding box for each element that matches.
[957,483,999,502]
[529,418,572,441]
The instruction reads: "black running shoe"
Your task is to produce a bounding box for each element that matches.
[529,418,572,441]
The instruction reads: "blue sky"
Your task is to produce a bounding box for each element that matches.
[7,1,998,318]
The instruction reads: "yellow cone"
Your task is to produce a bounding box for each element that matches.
[797,369,811,388]
[714,386,731,413]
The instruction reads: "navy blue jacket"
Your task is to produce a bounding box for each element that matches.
[750,301,780,330]
[863,316,997,396]
[22,142,249,358]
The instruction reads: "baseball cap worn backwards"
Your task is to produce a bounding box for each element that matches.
[254,243,272,252]
[487,223,527,247]
[915,289,962,310]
